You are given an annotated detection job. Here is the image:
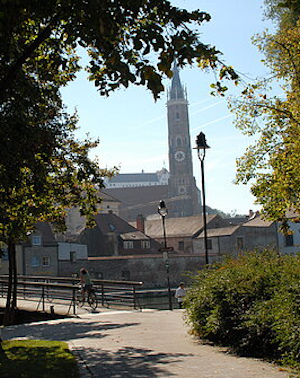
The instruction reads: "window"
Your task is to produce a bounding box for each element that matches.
[207,239,212,250]
[178,241,184,250]
[31,256,40,267]
[32,235,41,246]
[70,251,77,263]
[1,247,8,261]
[42,256,50,267]
[124,241,133,249]
[176,112,180,120]
[141,240,150,249]
[285,234,294,247]
[237,237,244,250]
[176,137,182,146]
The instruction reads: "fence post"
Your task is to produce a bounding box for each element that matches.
[72,286,76,315]
[133,286,137,309]
[42,285,45,312]
[101,284,105,306]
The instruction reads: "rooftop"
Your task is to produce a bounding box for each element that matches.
[108,172,160,184]
[143,214,219,238]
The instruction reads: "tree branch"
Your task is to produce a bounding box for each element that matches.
[0,14,59,102]
[272,39,300,88]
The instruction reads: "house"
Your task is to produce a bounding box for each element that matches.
[194,215,278,260]
[277,211,300,254]
[61,191,122,241]
[21,222,88,276]
[78,211,162,257]
[133,214,230,254]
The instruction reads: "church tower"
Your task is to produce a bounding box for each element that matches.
[167,63,201,217]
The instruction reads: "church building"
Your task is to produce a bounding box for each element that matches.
[104,63,201,221]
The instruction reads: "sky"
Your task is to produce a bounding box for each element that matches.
[61,0,274,216]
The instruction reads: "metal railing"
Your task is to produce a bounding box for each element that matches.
[0,275,143,315]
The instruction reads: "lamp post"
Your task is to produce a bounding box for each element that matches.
[158,200,172,310]
[194,132,210,265]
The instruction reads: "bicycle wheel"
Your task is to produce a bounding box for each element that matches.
[77,291,85,307]
[88,291,98,310]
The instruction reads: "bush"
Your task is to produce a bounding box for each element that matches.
[184,250,300,370]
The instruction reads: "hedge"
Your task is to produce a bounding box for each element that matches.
[184,250,300,371]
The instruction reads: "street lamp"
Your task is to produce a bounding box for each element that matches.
[158,200,172,310]
[194,132,210,265]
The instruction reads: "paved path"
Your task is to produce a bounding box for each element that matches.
[1,309,291,378]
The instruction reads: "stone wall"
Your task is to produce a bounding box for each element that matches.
[59,254,209,288]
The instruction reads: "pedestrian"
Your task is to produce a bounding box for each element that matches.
[175,282,186,309]
[80,268,93,302]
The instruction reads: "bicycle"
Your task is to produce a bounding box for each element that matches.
[77,284,98,310]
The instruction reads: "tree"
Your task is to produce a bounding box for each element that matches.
[0,110,117,325]
[229,0,300,229]
[0,1,237,324]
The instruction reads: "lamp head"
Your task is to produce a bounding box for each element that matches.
[158,200,168,217]
[194,132,210,150]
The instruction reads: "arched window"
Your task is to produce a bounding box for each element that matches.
[176,137,182,147]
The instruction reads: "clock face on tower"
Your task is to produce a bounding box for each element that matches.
[174,150,185,162]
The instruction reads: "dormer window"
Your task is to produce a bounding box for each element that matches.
[108,223,115,231]
[32,235,42,246]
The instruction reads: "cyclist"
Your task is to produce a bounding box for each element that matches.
[80,268,93,302]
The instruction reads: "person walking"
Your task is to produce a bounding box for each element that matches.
[175,282,186,309]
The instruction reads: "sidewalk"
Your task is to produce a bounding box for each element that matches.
[2,309,292,378]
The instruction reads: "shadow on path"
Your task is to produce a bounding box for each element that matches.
[74,346,193,377]
[3,319,140,342]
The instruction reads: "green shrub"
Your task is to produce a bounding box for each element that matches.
[184,250,300,370]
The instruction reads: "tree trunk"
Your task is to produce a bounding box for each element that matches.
[3,240,17,325]
[12,242,17,310]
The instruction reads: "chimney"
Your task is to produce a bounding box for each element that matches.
[136,214,145,233]
[248,209,254,220]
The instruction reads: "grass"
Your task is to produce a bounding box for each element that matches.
[0,339,79,378]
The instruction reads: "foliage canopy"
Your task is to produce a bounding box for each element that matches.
[230,0,300,227]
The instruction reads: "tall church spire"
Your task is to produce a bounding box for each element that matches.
[166,62,201,217]
[169,61,185,100]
